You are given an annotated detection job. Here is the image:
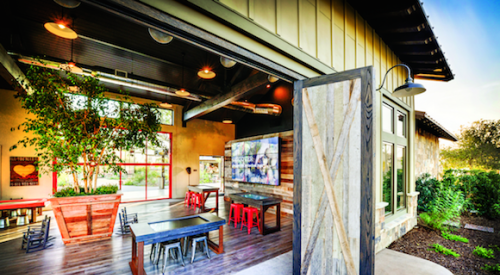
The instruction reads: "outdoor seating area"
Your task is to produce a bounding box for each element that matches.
[0,197,292,274]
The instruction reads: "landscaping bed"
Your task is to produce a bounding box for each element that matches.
[389,215,500,275]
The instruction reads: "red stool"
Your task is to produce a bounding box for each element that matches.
[228,203,244,228]
[185,191,194,206]
[241,207,261,234]
[191,193,202,210]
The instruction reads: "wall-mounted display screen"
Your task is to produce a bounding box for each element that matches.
[231,137,280,185]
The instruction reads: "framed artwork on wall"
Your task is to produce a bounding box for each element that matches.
[10,157,39,186]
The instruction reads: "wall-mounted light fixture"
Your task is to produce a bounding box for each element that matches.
[377,64,426,97]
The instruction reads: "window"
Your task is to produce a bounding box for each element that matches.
[382,100,408,215]
[56,132,172,202]
[66,94,174,125]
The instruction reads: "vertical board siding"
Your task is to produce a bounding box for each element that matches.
[216,0,410,96]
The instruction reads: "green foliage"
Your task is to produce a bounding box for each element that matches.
[10,64,161,194]
[200,169,212,184]
[417,169,500,219]
[441,120,500,170]
[429,243,460,258]
[482,264,500,272]
[489,245,500,252]
[123,167,161,186]
[473,246,495,259]
[418,183,465,231]
[54,185,118,197]
[441,231,469,243]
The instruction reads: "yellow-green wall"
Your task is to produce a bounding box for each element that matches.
[0,89,235,200]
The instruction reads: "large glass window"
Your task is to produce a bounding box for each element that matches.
[382,99,408,216]
[56,132,172,202]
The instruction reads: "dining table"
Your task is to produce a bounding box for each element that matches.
[228,192,282,235]
[187,185,220,212]
[129,213,225,275]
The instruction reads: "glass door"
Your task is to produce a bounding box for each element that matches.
[199,156,224,192]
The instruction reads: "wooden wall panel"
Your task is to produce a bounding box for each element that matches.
[277,0,299,47]
[219,0,249,17]
[252,0,276,32]
[317,1,332,67]
[224,131,294,215]
[299,0,317,57]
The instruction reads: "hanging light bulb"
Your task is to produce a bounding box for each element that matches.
[198,67,216,79]
[44,22,78,39]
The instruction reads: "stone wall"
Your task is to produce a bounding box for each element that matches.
[375,192,419,252]
[415,128,441,179]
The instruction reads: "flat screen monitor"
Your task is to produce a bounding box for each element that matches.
[231,137,280,185]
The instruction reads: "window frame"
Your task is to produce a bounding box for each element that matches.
[381,98,409,217]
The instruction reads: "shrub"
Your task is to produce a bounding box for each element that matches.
[429,243,460,257]
[441,231,469,243]
[54,185,118,197]
[482,264,500,272]
[416,173,440,212]
[418,184,465,231]
[473,246,495,259]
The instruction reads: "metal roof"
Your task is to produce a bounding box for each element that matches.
[348,0,454,81]
[415,111,458,141]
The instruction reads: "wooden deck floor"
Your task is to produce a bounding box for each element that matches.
[0,197,292,275]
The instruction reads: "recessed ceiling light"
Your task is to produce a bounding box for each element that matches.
[44,22,77,39]
[175,89,190,97]
[148,28,173,44]
[220,56,236,68]
[222,119,233,124]
[197,68,216,79]
[268,75,279,83]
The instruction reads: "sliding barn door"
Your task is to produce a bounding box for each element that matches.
[293,67,375,275]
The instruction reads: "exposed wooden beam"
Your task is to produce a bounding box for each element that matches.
[183,73,268,121]
[0,43,31,93]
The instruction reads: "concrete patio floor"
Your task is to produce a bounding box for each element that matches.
[234,248,453,275]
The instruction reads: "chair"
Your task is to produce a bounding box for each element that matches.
[21,216,53,253]
[122,207,138,223]
[191,193,202,210]
[228,203,244,228]
[241,207,261,234]
[184,235,210,264]
[119,211,137,234]
[158,240,185,272]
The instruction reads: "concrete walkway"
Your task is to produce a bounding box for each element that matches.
[375,249,453,275]
[234,249,453,275]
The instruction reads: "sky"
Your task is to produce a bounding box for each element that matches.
[414,0,500,142]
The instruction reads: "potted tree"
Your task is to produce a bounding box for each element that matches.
[11,64,161,244]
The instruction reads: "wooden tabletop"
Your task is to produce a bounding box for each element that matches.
[229,193,282,206]
[130,213,225,245]
[187,185,220,192]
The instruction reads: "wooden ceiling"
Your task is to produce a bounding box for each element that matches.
[0,0,280,123]
[348,0,454,81]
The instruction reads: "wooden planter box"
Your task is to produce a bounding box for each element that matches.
[49,192,122,245]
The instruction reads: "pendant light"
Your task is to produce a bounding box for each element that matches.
[60,38,82,73]
[44,22,77,39]
[198,67,216,79]
[54,0,81,8]
[377,64,426,97]
[176,53,190,97]
[160,102,172,108]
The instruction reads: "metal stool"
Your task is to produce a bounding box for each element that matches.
[186,235,210,263]
[159,240,185,272]
[17,215,30,226]
[228,203,244,228]
[0,217,10,229]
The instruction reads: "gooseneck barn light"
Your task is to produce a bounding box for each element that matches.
[377,64,426,97]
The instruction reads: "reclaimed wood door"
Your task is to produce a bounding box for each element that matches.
[293,67,375,275]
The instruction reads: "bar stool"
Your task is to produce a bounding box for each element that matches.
[184,235,210,263]
[228,203,244,228]
[184,191,194,206]
[191,193,202,210]
[159,240,185,272]
[241,207,261,234]
[0,217,9,229]
[17,215,30,226]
